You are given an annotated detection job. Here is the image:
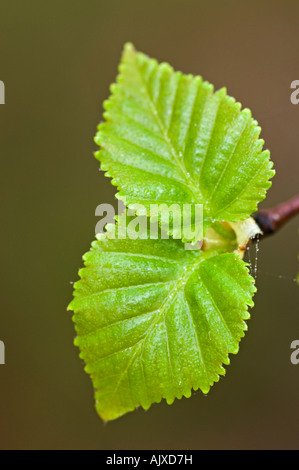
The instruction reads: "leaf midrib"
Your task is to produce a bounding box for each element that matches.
[99,250,212,410]
[134,54,204,206]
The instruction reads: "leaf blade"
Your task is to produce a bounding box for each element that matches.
[69,235,255,421]
[95,43,274,239]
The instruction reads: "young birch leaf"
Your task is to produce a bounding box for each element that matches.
[69,230,256,421]
[95,43,274,240]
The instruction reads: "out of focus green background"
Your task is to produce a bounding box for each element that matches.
[0,0,298,449]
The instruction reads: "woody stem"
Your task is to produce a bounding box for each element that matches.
[253,195,299,239]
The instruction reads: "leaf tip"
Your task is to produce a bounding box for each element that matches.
[122,42,136,58]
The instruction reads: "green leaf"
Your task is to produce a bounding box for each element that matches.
[69,229,256,421]
[95,43,274,239]
[69,44,273,421]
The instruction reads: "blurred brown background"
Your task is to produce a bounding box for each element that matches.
[0,0,298,450]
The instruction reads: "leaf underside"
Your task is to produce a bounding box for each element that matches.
[69,43,274,421]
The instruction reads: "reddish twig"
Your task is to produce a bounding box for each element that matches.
[253,195,299,239]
